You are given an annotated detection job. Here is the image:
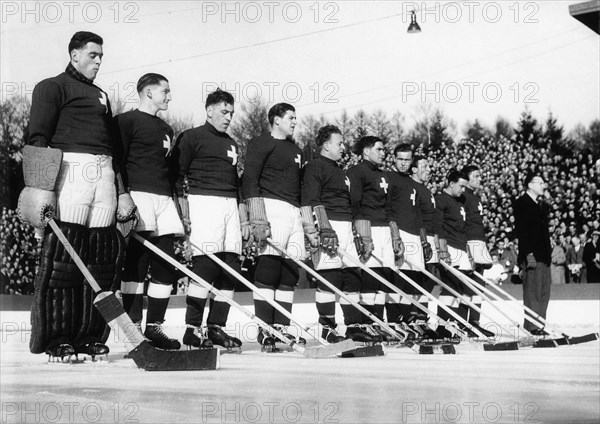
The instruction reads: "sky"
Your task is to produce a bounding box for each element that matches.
[1,1,598,136]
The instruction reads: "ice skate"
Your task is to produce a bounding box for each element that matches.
[340,325,384,358]
[182,326,214,350]
[207,324,242,353]
[75,342,109,362]
[321,326,346,344]
[145,323,181,350]
[410,320,439,344]
[436,324,463,344]
[257,327,276,353]
[45,343,76,363]
[272,324,306,347]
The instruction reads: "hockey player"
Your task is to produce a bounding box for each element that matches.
[346,136,397,342]
[173,89,243,352]
[434,170,478,339]
[300,125,377,344]
[19,32,133,359]
[117,73,185,350]
[241,103,306,351]
[460,165,495,337]
[386,145,436,340]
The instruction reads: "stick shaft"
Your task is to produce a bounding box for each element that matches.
[191,242,322,344]
[266,239,411,345]
[132,234,304,354]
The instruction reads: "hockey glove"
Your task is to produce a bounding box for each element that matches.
[300,206,320,249]
[116,193,139,238]
[389,221,405,268]
[313,205,339,257]
[239,202,257,260]
[177,196,192,236]
[419,228,433,263]
[526,253,537,270]
[247,197,271,249]
[354,219,374,262]
[437,236,451,265]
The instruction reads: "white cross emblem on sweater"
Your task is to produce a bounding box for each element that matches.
[410,189,416,206]
[478,202,483,215]
[163,134,171,156]
[431,195,436,208]
[379,177,388,194]
[345,176,351,191]
[227,145,238,166]
[295,154,302,168]
[460,207,466,221]
[98,92,108,114]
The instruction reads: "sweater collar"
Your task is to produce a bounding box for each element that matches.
[65,63,95,86]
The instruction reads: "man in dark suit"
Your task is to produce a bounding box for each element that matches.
[513,172,552,335]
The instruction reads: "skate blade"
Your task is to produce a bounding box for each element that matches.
[566,333,599,345]
[128,341,220,371]
[340,344,384,358]
[418,344,457,354]
[483,341,519,351]
[219,347,242,355]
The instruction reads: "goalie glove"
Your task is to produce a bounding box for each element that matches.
[353,219,373,262]
[419,228,433,262]
[247,197,271,249]
[17,146,62,229]
[313,205,338,257]
[389,221,405,268]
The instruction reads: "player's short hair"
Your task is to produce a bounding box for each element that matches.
[315,125,342,147]
[393,143,413,157]
[268,103,295,126]
[411,154,427,174]
[461,165,479,178]
[446,169,468,185]
[205,88,235,109]
[137,73,168,93]
[353,136,382,156]
[68,31,103,54]
[524,170,542,187]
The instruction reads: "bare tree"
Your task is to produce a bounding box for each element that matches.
[228,100,269,174]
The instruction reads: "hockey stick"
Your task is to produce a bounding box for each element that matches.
[436,260,545,347]
[337,249,461,351]
[475,271,599,346]
[400,256,520,351]
[134,234,338,358]
[264,239,441,355]
[190,242,356,356]
[47,219,219,371]
[367,253,518,351]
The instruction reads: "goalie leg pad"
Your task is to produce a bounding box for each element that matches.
[75,226,126,347]
[29,221,88,354]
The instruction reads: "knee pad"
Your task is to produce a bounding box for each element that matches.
[317,269,342,292]
[77,226,125,346]
[192,255,221,284]
[151,236,177,285]
[341,267,361,293]
[279,259,299,289]
[254,255,282,288]
[122,237,151,282]
[30,221,88,354]
[215,252,241,291]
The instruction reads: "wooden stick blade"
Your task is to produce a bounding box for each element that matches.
[128,341,220,371]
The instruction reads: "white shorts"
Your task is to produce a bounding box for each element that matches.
[189,195,241,255]
[315,220,360,270]
[56,152,117,227]
[448,245,472,271]
[130,191,184,237]
[260,198,306,260]
[426,235,439,264]
[364,225,395,268]
[398,230,424,271]
[467,240,493,265]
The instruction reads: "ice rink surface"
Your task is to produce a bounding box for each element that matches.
[1,303,599,424]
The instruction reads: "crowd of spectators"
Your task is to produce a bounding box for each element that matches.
[1,133,598,294]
